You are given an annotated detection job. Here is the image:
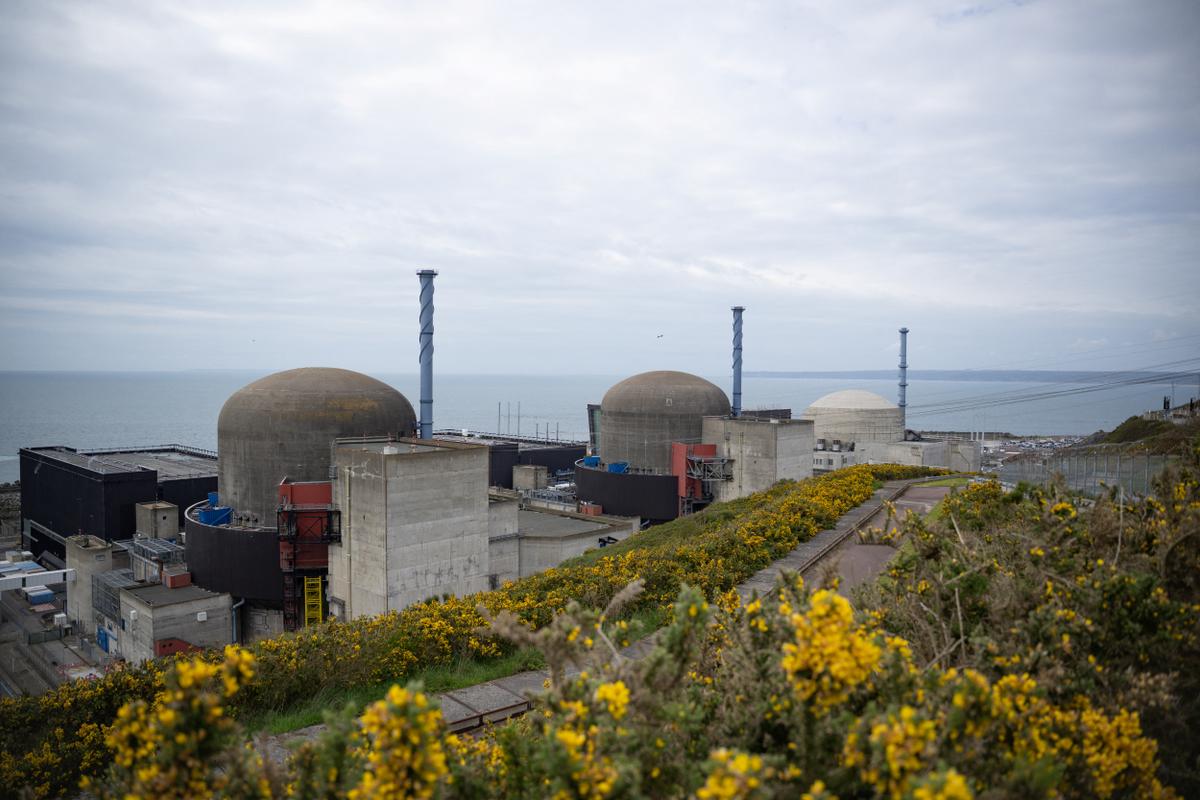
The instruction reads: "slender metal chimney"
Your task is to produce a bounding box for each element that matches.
[731,306,745,418]
[898,326,909,430]
[417,269,437,439]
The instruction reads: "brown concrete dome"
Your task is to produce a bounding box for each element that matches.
[217,368,416,523]
[599,370,730,473]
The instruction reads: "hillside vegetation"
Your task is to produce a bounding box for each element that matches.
[74,442,1200,799]
[0,463,938,798]
[1103,415,1200,451]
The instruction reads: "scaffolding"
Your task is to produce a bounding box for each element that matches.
[92,569,138,624]
[130,537,185,583]
[277,503,339,631]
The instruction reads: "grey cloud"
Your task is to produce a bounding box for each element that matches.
[0,0,1197,373]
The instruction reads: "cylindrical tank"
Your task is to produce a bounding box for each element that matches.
[217,368,416,523]
[599,370,730,473]
[801,390,903,446]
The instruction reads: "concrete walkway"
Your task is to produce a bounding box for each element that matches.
[258,477,947,762]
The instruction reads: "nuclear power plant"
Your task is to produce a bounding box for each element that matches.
[13,275,978,668]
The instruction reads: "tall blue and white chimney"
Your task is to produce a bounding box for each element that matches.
[898,327,909,431]
[417,269,437,439]
[732,306,745,418]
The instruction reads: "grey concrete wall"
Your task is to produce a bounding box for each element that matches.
[384,447,490,608]
[331,442,490,619]
[136,502,178,539]
[331,448,389,619]
[65,535,113,636]
[600,409,707,474]
[512,464,549,490]
[243,604,285,642]
[812,450,860,474]
[802,407,904,447]
[488,496,520,586]
[861,441,946,468]
[947,442,981,472]
[120,592,233,666]
[488,538,519,586]
[704,418,815,503]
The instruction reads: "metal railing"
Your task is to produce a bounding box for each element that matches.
[994,449,1179,497]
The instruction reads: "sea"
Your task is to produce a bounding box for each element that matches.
[0,370,1183,484]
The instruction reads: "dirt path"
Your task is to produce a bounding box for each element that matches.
[804,485,950,596]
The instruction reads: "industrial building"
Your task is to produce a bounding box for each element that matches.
[186,365,418,638]
[574,308,822,522]
[60,532,229,664]
[18,445,217,563]
[575,371,817,521]
[801,330,980,474]
[431,431,586,489]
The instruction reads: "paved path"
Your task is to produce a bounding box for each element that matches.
[258,477,948,763]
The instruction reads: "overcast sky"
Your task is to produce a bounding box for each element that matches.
[1,1,1197,376]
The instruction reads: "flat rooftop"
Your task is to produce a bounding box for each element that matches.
[518,508,611,539]
[334,436,484,455]
[22,445,217,480]
[433,430,586,451]
[124,582,222,607]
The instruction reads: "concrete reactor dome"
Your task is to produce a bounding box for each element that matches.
[801,389,903,446]
[599,370,731,473]
[217,368,416,523]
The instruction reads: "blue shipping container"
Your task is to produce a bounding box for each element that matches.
[208,491,219,507]
[28,590,54,605]
[607,462,629,474]
[582,456,601,468]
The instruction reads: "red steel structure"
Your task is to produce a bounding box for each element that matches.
[276,480,340,630]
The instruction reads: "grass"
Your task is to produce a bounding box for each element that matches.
[1104,416,1172,444]
[241,604,672,736]
[243,647,546,735]
[917,476,973,489]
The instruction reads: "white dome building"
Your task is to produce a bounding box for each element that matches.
[801,389,904,447]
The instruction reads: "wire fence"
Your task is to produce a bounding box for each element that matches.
[994,449,1180,498]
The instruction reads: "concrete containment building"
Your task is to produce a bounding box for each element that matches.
[599,371,731,473]
[188,367,417,638]
[802,388,980,474]
[577,364,814,522]
[802,390,905,448]
[217,368,417,524]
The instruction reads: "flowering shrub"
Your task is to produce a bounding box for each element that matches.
[86,646,267,799]
[67,571,1181,799]
[858,447,1200,794]
[351,685,447,800]
[0,464,936,797]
